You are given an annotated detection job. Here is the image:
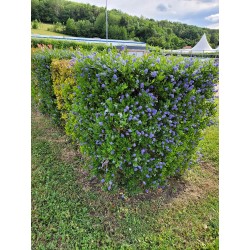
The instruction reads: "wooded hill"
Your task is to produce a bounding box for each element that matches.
[31,0,219,49]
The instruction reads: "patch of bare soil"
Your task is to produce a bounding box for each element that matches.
[75,160,218,209]
[60,147,82,163]
[169,163,218,208]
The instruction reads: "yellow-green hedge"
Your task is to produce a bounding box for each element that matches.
[51,59,76,122]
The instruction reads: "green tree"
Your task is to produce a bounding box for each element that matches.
[32,19,40,29]
[136,23,157,41]
[147,36,166,48]
[119,16,128,27]
[209,32,219,48]
[166,28,172,36]
[65,18,77,36]
[109,25,128,40]
[31,0,41,21]
[76,20,93,37]
[94,12,107,38]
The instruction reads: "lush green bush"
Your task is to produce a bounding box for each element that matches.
[31,47,218,192]
[48,22,65,33]
[31,48,78,124]
[31,19,40,29]
[65,51,219,192]
[31,38,111,51]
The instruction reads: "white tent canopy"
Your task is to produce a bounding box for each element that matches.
[166,33,219,54]
[191,33,213,52]
[168,33,219,55]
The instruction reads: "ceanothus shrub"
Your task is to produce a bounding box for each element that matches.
[66,50,219,192]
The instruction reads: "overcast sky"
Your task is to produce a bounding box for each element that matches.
[72,0,219,29]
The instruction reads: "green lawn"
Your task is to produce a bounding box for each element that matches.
[32,102,219,249]
[195,98,219,169]
[31,23,70,37]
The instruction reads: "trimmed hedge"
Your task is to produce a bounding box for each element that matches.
[51,59,76,122]
[31,48,219,192]
[66,51,218,191]
[31,38,111,51]
[31,48,77,124]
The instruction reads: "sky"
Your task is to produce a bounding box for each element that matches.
[72,0,219,29]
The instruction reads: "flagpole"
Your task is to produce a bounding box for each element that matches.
[106,0,108,40]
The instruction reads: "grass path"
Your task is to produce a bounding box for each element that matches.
[32,104,219,250]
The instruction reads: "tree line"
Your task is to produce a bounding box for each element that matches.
[31,0,219,49]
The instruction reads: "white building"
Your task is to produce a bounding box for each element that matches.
[31,34,147,56]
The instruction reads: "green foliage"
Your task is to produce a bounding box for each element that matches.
[133,37,141,42]
[65,18,77,36]
[109,25,128,40]
[31,48,77,124]
[31,46,218,192]
[93,12,106,38]
[119,16,128,27]
[75,19,93,37]
[51,59,76,123]
[136,23,157,41]
[147,36,166,48]
[48,21,65,33]
[198,100,219,167]
[32,19,40,29]
[65,51,218,192]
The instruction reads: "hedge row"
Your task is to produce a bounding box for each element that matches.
[31,38,111,51]
[32,48,219,192]
[31,48,111,124]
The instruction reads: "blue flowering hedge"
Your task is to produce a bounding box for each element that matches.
[63,50,219,192]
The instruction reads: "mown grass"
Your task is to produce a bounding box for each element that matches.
[197,98,219,169]
[31,23,69,37]
[32,101,219,250]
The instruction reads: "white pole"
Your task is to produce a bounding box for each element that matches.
[106,0,108,40]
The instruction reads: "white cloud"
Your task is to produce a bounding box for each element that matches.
[140,0,219,20]
[205,13,219,22]
[206,22,219,29]
[72,0,219,27]
[74,0,218,18]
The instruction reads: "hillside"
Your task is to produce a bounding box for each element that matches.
[31,0,219,49]
[31,23,70,36]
